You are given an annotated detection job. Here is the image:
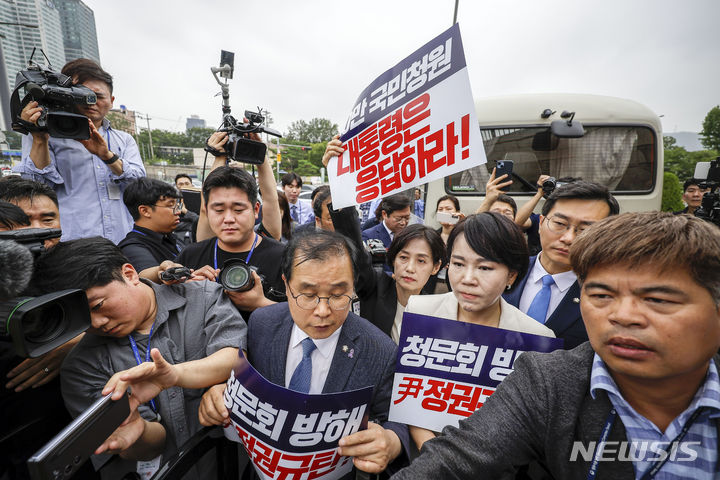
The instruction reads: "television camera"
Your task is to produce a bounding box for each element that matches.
[10,48,97,140]
[207,50,282,165]
[693,157,720,227]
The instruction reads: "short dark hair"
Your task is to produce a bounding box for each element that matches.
[175,173,193,185]
[386,224,446,271]
[61,58,113,94]
[277,191,293,240]
[202,166,258,206]
[282,230,358,285]
[571,212,720,303]
[32,237,127,294]
[123,178,181,221]
[0,177,59,207]
[0,200,30,230]
[379,193,412,219]
[494,194,517,216]
[313,186,332,218]
[281,172,303,188]
[541,181,619,217]
[436,194,460,212]
[447,213,529,291]
[683,178,703,192]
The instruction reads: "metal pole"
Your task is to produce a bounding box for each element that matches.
[0,35,12,131]
[453,0,459,24]
[145,115,154,159]
[276,135,280,182]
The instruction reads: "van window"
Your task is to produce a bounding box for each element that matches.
[445,125,656,195]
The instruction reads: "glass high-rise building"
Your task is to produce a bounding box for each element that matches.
[55,0,100,64]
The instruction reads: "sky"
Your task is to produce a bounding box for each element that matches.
[83,0,719,136]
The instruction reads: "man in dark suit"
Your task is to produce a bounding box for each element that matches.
[361,194,412,249]
[199,229,409,476]
[503,181,618,349]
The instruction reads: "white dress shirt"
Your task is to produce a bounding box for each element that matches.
[382,220,394,241]
[285,323,342,394]
[518,254,577,322]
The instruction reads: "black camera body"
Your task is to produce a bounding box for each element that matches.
[694,157,720,227]
[219,110,281,165]
[219,258,259,292]
[10,54,97,140]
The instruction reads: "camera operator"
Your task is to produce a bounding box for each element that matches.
[0,177,61,250]
[30,237,245,478]
[675,178,710,216]
[13,58,146,244]
[178,132,286,319]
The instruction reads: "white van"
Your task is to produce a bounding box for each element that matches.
[423,93,663,222]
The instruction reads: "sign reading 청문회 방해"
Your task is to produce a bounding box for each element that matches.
[328,23,485,209]
[223,352,373,480]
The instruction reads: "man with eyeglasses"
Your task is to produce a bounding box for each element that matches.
[198,229,410,476]
[118,178,187,283]
[503,181,619,349]
[362,193,413,249]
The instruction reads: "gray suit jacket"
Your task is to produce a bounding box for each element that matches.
[248,302,410,472]
[391,343,720,479]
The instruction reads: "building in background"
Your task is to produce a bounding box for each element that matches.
[186,114,206,131]
[55,0,100,64]
[108,106,138,135]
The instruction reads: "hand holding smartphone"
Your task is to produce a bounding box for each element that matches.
[495,160,514,191]
[436,212,459,224]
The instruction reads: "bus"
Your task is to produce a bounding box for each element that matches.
[424,93,663,222]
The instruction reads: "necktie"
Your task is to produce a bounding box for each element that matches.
[291,204,298,223]
[288,337,316,393]
[526,274,555,323]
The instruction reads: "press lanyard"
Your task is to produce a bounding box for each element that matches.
[131,228,179,258]
[127,322,158,413]
[131,228,147,236]
[213,233,259,270]
[586,407,706,480]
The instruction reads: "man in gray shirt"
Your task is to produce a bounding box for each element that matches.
[32,237,246,476]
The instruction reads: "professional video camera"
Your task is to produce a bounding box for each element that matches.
[10,48,97,140]
[208,50,282,164]
[0,229,90,358]
[218,258,287,302]
[693,157,720,227]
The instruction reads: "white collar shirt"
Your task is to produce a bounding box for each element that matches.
[285,323,342,394]
[518,253,578,322]
[382,220,394,241]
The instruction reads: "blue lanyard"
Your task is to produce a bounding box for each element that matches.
[213,233,259,270]
[127,322,158,413]
[131,228,147,236]
[586,407,706,480]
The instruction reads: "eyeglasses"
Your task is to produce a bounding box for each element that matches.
[544,215,593,236]
[389,214,411,223]
[152,201,183,214]
[287,284,354,311]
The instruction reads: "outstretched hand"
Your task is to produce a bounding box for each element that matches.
[102,348,178,410]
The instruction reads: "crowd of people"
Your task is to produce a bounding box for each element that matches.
[1,58,719,480]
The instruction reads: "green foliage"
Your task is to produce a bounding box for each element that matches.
[661,171,684,212]
[284,118,338,144]
[106,111,134,135]
[663,135,719,181]
[701,106,720,152]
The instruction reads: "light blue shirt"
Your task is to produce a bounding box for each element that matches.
[15,119,146,244]
[590,354,720,479]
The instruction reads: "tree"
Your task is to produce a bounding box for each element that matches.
[2,131,22,150]
[700,106,720,152]
[185,127,217,148]
[285,118,338,144]
[661,171,684,212]
[106,111,135,135]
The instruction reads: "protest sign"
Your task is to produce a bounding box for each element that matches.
[224,353,373,480]
[389,312,563,432]
[329,23,485,208]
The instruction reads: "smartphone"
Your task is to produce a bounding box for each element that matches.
[27,390,130,480]
[495,160,514,191]
[436,212,459,224]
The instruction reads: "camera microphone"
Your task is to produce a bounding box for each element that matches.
[0,240,34,300]
[25,82,45,100]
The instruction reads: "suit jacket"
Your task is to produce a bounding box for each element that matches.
[362,222,392,249]
[392,343,720,479]
[248,302,410,471]
[405,293,555,338]
[503,255,587,349]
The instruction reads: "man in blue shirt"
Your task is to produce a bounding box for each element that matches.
[14,58,145,243]
[392,211,720,479]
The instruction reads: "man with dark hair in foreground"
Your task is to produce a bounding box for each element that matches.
[32,237,246,477]
[392,212,720,479]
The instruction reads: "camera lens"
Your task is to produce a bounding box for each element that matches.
[221,264,254,292]
[23,302,65,344]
